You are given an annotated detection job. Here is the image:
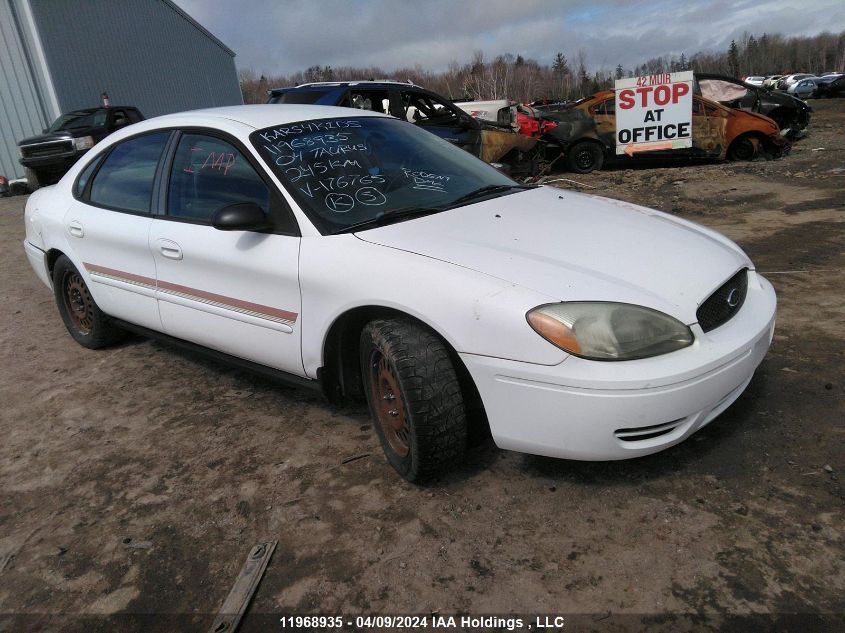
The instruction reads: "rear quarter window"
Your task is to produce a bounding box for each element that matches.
[274,91,330,105]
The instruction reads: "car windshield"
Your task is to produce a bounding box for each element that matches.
[48,109,106,132]
[250,116,520,234]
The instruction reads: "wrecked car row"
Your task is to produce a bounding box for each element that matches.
[525,89,790,173]
[8,73,806,190]
[267,76,798,176]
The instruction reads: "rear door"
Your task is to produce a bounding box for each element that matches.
[148,130,304,375]
[591,97,616,146]
[62,131,171,330]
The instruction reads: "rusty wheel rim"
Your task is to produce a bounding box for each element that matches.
[368,349,410,457]
[63,271,94,335]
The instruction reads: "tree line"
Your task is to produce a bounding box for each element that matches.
[240,30,845,104]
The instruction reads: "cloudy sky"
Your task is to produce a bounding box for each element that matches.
[173,0,845,75]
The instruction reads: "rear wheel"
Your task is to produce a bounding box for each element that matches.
[360,318,467,483]
[566,140,604,173]
[53,255,124,348]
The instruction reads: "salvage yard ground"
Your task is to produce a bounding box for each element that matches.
[0,100,843,632]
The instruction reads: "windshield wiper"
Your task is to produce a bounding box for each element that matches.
[332,206,445,235]
[446,183,535,208]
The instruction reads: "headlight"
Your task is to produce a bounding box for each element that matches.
[527,302,693,361]
[73,136,94,151]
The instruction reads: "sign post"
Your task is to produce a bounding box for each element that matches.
[614,71,693,156]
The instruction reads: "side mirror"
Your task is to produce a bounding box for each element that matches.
[212,203,271,232]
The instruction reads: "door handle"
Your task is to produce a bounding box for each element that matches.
[68,220,84,238]
[157,239,183,260]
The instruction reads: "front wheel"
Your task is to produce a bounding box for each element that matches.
[566,140,604,173]
[24,167,41,192]
[360,318,467,483]
[728,135,760,161]
[53,255,125,348]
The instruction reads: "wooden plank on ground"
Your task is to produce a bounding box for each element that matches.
[208,541,277,633]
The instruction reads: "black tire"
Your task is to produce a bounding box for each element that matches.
[360,318,467,483]
[728,135,759,161]
[566,140,604,173]
[24,167,41,192]
[52,255,124,349]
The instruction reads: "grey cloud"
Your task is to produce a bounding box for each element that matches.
[174,0,845,76]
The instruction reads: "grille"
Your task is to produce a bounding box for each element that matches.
[696,269,748,332]
[22,141,73,159]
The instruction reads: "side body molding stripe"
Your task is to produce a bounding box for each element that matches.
[84,262,299,327]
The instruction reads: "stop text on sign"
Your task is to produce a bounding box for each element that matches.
[614,71,693,156]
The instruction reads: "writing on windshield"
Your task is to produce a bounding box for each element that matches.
[251,117,514,234]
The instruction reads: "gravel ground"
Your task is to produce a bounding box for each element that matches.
[0,100,843,633]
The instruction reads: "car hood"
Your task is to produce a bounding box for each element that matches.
[355,187,751,324]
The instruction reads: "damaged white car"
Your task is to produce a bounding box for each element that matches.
[23,105,776,482]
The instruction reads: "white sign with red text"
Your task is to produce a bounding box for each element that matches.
[614,71,693,156]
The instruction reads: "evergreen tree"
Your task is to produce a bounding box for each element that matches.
[578,61,589,89]
[728,39,740,76]
[615,64,624,80]
[552,52,569,76]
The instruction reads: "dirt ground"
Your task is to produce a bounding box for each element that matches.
[0,100,843,633]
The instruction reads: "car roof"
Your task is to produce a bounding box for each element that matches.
[135,104,388,131]
[269,80,421,93]
[61,107,107,115]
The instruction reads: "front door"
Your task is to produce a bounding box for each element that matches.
[392,88,482,156]
[149,131,304,375]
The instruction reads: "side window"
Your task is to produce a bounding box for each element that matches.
[595,98,615,116]
[343,90,390,113]
[112,109,130,128]
[399,91,459,126]
[74,155,101,198]
[167,134,271,223]
[127,109,142,123]
[88,132,170,213]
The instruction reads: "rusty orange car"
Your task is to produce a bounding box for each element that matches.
[538,90,790,173]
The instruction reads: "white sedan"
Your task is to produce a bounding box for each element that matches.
[23,105,776,482]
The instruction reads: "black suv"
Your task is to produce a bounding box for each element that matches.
[694,74,811,136]
[18,106,144,189]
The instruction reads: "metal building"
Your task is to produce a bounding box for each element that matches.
[0,0,242,180]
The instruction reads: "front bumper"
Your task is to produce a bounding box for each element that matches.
[461,272,776,460]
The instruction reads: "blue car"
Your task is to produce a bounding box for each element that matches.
[267,81,538,176]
